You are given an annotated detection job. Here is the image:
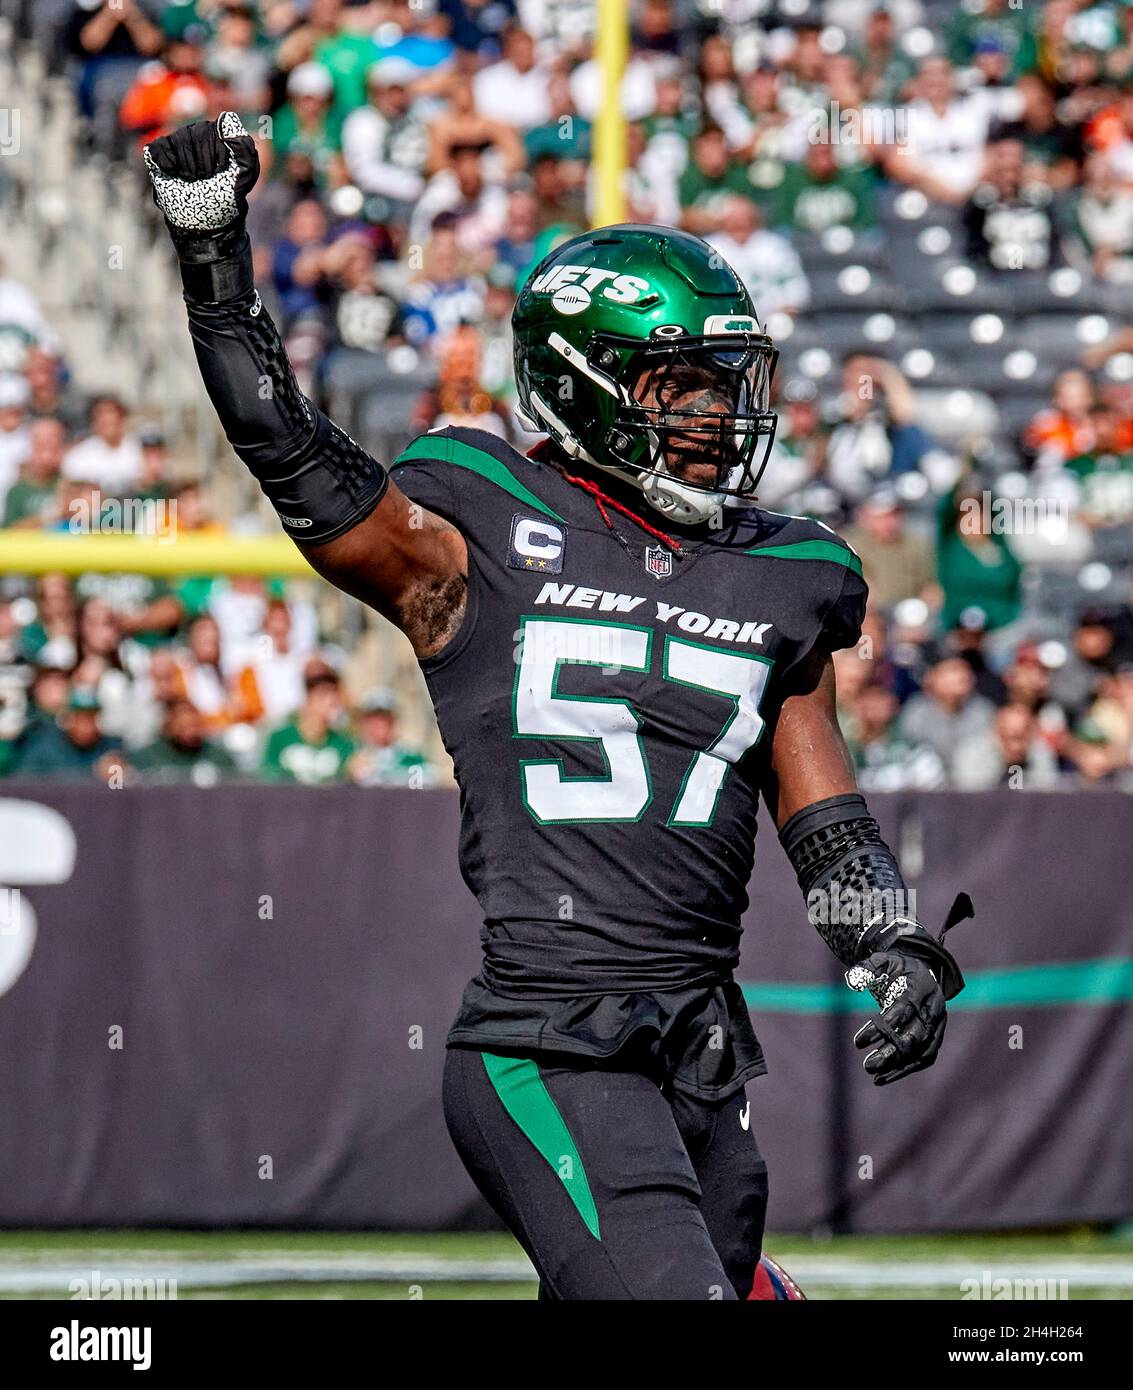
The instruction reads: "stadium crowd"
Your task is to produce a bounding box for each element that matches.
[3,0,1133,787]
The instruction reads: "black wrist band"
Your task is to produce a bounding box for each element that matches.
[172,226,254,304]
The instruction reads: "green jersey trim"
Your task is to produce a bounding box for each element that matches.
[393,435,566,524]
[481,1052,601,1240]
[744,538,863,576]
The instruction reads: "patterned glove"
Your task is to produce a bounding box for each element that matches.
[143,113,260,300]
[144,111,259,234]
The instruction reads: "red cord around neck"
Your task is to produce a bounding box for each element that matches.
[554,466,683,554]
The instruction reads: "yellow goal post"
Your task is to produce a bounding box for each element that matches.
[0,530,315,577]
[592,0,629,229]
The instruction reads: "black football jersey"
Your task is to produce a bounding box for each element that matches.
[393,427,866,1083]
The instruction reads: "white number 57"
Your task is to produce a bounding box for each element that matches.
[513,617,773,826]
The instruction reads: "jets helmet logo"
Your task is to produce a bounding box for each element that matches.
[531,263,652,311]
[551,285,591,315]
[703,313,757,334]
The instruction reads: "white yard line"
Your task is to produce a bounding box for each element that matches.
[0,1255,1131,1293]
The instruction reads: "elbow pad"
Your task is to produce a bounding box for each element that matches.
[256,408,390,547]
[779,793,963,997]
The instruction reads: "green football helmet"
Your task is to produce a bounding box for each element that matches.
[512,224,779,525]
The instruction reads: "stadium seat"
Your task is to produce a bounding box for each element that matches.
[913,387,1000,443]
[1089,526,1133,566]
[919,313,1022,356]
[899,349,967,390]
[792,311,919,357]
[906,266,1015,315]
[996,393,1057,440]
[1018,313,1116,361]
[791,229,886,269]
[805,266,906,314]
[324,349,435,448]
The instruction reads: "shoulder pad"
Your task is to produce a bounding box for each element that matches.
[742,511,862,576]
[393,428,565,524]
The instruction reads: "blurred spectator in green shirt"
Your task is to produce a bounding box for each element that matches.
[129,426,174,508]
[946,0,1035,78]
[133,698,236,785]
[3,417,66,528]
[274,0,378,117]
[7,685,125,781]
[262,665,355,785]
[525,71,591,163]
[774,141,877,234]
[937,483,1023,633]
[679,124,756,236]
[266,62,345,193]
[348,687,434,788]
[855,5,916,104]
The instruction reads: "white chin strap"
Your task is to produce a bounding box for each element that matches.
[526,388,725,524]
[642,470,725,525]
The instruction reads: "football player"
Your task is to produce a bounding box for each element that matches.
[145,116,966,1301]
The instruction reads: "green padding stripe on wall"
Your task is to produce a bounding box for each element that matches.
[481,1052,601,1240]
[741,958,1133,1014]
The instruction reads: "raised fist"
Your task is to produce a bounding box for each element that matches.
[143,112,260,235]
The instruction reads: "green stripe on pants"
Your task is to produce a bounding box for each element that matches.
[481,1052,601,1240]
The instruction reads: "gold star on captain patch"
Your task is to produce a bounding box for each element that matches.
[524,557,535,567]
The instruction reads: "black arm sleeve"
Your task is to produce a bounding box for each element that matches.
[184,248,387,546]
[779,792,963,997]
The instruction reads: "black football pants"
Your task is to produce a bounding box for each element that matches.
[443,1046,769,1300]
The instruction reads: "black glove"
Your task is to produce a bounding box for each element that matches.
[847,950,948,1085]
[143,113,260,300]
[845,892,972,1086]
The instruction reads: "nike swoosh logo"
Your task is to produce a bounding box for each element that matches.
[739,1101,751,1131]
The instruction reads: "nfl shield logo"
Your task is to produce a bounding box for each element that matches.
[645,546,672,579]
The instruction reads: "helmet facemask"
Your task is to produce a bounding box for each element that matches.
[579,331,779,525]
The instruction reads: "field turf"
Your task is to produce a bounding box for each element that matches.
[1,1228,1130,1300]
